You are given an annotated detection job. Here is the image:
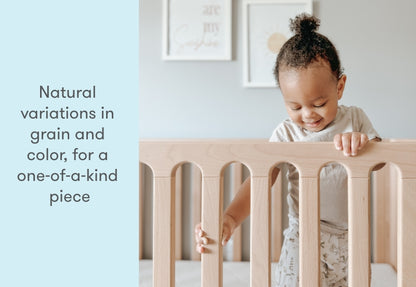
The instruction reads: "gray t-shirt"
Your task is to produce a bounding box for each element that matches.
[269,105,380,232]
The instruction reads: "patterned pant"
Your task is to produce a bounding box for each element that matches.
[272,215,348,287]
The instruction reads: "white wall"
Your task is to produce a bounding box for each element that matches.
[140,0,416,139]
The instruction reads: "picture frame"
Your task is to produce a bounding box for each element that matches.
[162,0,232,61]
[243,0,313,87]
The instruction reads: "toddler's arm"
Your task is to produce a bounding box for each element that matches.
[195,178,250,253]
[195,168,279,253]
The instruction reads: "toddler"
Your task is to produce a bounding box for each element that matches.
[195,14,380,287]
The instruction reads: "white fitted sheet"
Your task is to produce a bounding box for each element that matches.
[139,260,397,287]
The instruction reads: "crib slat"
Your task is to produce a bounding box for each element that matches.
[372,164,389,263]
[201,176,223,287]
[348,177,370,287]
[372,165,387,262]
[175,167,182,260]
[232,163,243,262]
[191,165,202,261]
[372,163,397,268]
[271,171,283,262]
[139,163,145,260]
[153,176,175,287]
[250,176,271,287]
[388,165,398,269]
[398,178,416,287]
[299,177,320,287]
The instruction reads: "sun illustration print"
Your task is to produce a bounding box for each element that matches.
[256,25,289,59]
[267,32,287,54]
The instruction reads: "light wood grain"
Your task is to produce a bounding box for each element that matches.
[398,179,416,287]
[139,140,416,178]
[348,177,371,287]
[250,176,271,287]
[232,163,243,262]
[201,176,223,287]
[191,165,202,261]
[372,163,397,268]
[139,139,416,287]
[175,166,182,260]
[389,165,398,270]
[299,177,320,287]
[153,176,175,287]
[271,171,283,262]
[139,163,144,260]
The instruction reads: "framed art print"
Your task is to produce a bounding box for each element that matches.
[163,0,232,60]
[243,0,312,87]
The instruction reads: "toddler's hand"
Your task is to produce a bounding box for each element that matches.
[194,214,237,254]
[333,132,369,157]
[194,223,208,253]
[221,214,237,246]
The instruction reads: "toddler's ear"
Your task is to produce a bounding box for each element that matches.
[337,74,347,100]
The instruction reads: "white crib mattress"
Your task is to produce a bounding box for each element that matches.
[139,260,397,287]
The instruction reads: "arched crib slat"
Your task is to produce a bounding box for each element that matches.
[250,176,271,287]
[201,176,223,286]
[191,165,202,261]
[232,163,243,262]
[139,163,145,260]
[299,177,320,287]
[175,167,182,260]
[271,171,283,262]
[153,176,175,287]
[372,163,397,267]
[348,177,371,287]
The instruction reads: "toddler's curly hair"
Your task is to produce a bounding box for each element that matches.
[274,13,343,86]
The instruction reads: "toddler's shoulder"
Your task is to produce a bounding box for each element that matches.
[338,105,367,118]
[269,119,303,142]
[338,105,379,138]
[336,105,371,127]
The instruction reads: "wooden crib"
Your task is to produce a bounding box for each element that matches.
[139,139,416,287]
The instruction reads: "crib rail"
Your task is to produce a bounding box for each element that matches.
[139,139,416,287]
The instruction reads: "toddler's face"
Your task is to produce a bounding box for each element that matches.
[279,61,346,132]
